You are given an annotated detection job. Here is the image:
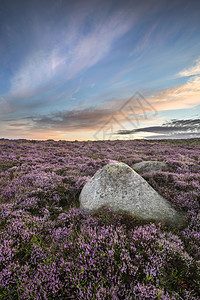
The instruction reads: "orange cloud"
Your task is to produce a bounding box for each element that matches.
[150,75,200,111]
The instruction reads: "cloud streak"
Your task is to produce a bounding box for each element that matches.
[150,75,200,112]
[177,57,200,78]
[6,0,138,103]
[129,23,158,57]
[117,118,200,136]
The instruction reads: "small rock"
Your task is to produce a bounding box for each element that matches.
[79,162,182,224]
[132,160,168,173]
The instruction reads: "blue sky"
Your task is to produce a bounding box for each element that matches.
[0,0,200,140]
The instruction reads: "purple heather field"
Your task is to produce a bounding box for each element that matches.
[0,138,200,299]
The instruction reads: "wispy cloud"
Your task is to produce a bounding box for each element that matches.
[177,57,200,77]
[6,1,137,103]
[150,75,200,111]
[0,97,11,115]
[129,23,158,57]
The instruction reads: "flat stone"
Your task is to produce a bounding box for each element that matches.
[79,162,182,224]
[132,160,168,173]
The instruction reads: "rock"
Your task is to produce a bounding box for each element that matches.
[132,160,167,173]
[79,162,182,224]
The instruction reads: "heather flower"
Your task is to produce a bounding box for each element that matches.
[0,138,200,299]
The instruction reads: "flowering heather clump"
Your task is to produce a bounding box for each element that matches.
[0,138,200,299]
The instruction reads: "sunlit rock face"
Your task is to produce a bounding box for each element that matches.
[132,161,168,174]
[79,162,182,224]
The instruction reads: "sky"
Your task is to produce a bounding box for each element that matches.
[0,0,200,141]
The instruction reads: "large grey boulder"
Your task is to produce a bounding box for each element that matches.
[132,160,167,173]
[79,162,182,224]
